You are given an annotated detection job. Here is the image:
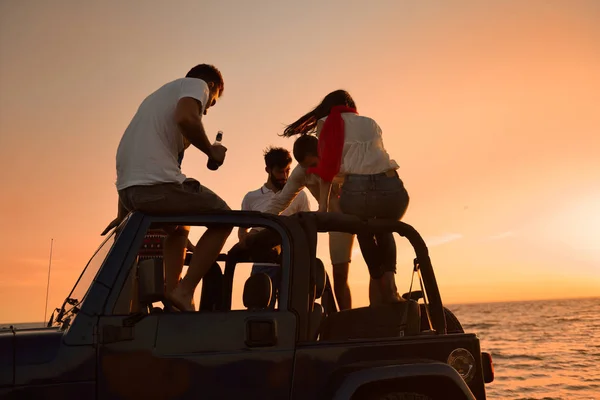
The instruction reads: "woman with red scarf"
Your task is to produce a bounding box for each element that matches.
[282,90,409,304]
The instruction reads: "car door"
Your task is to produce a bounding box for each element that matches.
[96,309,296,400]
[96,214,299,400]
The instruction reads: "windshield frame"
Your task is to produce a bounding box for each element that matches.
[51,229,117,329]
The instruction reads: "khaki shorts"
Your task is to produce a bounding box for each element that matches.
[329,231,354,265]
[327,182,355,265]
[118,179,230,215]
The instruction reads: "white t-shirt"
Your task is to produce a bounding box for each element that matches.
[115,78,211,190]
[242,185,310,215]
[242,185,310,269]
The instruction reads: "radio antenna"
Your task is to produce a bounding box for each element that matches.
[43,238,53,327]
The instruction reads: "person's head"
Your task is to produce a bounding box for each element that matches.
[186,64,224,114]
[264,147,292,190]
[281,90,356,137]
[293,135,319,169]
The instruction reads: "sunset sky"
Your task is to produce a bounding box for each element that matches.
[1,1,598,323]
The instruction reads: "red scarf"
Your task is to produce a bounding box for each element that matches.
[308,105,358,182]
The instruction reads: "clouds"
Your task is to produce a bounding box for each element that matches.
[16,258,62,267]
[349,232,464,255]
[0,256,68,288]
[425,233,463,247]
[486,231,515,241]
[418,230,518,247]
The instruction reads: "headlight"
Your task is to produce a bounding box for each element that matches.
[447,348,476,383]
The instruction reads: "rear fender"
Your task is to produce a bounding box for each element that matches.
[332,362,476,400]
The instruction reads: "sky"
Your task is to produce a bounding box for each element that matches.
[1,0,599,323]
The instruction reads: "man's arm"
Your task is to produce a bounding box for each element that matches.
[174,97,214,158]
[238,194,262,247]
[238,195,251,241]
[264,165,307,215]
[186,239,195,252]
[238,226,249,242]
[328,183,342,213]
[314,118,333,212]
[174,79,226,164]
[297,190,311,212]
[317,180,332,213]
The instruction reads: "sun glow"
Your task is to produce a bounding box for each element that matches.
[537,192,600,255]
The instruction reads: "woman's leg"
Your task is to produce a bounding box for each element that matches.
[329,231,356,310]
[356,230,402,303]
[340,174,409,305]
[339,178,387,305]
[355,232,401,305]
[355,233,383,277]
[365,174,410,303]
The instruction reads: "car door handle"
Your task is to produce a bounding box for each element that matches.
[245,318,278,348]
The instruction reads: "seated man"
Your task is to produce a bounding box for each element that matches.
[262,135,382,309]
[112,63,232,312]
[101,151,186,236]
[239,147,310,308]
[103,150,196,309]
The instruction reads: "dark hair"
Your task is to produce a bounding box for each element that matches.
[281,90,356,137]
[185,64,224,96]
[292,135,318,163]
[264,147,292,169]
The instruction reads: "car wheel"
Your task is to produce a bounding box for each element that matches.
[376,392,433,400]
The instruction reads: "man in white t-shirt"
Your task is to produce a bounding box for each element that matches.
[114,63,232,312]
[239,147,310,308]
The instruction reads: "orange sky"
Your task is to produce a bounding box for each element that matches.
[1,1,599,323]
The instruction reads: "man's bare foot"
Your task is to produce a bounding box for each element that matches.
[383,291,404,303]
[167,285,195,312]
[378,272,405,304]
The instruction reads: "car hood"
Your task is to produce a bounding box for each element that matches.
[0,329,14,387]
[0,327,64,388]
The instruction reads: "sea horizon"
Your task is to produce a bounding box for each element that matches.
[2,295,598,327]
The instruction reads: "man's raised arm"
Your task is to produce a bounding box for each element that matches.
[264,164,307,215]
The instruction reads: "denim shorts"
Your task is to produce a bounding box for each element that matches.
[339,171,409,221]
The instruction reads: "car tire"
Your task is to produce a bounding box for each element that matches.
[375,392,433,400]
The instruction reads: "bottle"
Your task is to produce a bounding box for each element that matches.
[207,131,224,171]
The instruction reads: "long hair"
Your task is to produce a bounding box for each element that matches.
[281,90,356,137]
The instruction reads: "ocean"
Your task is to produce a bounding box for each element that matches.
[449,297,600,400]
[2,297,599,399]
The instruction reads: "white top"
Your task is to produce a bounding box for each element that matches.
[243,184,310,268]
[319,113,399,176]
[242,184,310,215]
[115,78,211,190]
[263,165,320,215]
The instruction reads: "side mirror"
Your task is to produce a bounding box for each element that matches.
[138,258,165,305]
